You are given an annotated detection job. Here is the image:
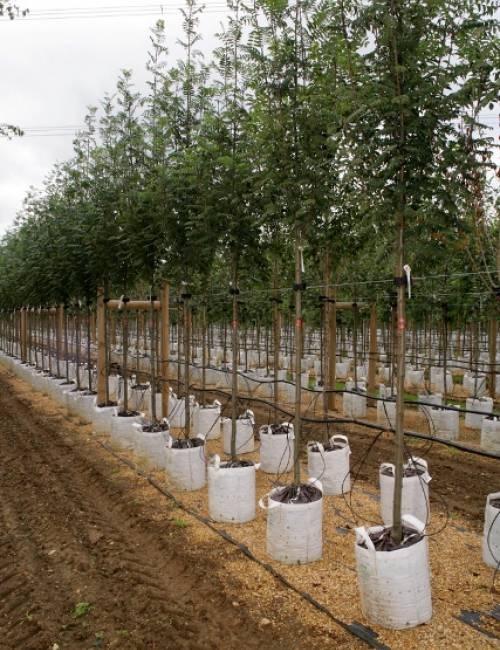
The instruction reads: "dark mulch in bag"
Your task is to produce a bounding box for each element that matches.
[170,437,205,449]
[270,484,322,505]
[221,460,255,469]
[361,525,424,552]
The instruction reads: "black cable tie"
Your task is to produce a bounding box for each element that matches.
[122,296,130,304]
[149,295,157,302]
[229,287,240,296]
[103,297,110,304]
[180,292,192,300]
[393,276,407,287]
[293,282,307,292]
[270,297,283,304]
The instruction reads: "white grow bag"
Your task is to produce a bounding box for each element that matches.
[482,492,500,569]
[133,422,168,469]
[222,411,255,455]
[258,423,294,474]
[168,394,199,429]
[207,455,259,523]
[343,391,367,418]
[355,514,432,630]
[429,406,460,441]
[259,480,323,564]
[463,374,487,397]
[336,361,350,379]
[418,393,442,419]
[377,399,396,428]
[110,409,143,449]
[307,434,351,496]
[465,397,493,430]
[91,401,116,434]
[480,417,500,454]
[164,435,206,491]
[194,401,221,440]
[379,457,431,527]
[406,369,425,388]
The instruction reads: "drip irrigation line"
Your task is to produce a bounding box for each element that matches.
[486,507,500,592]
[96,439,390,650]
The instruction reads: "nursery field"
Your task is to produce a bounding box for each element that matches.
[0,369,360,650]
[0,365,498,650]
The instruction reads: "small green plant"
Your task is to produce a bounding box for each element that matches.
[72,602,92,618]
[93,631,105,647]
[172,517,189,528]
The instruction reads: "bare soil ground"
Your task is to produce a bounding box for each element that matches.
[1,361,499,650]
[0,368,358,650]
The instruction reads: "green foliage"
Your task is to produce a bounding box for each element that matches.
[0,0,497,319]
[72,602,92,618]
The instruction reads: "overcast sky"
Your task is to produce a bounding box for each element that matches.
[1,2,498,239]
[0,0,225,236]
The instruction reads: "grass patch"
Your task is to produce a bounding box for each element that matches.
[171,517,189,528]
[72,602,92,618]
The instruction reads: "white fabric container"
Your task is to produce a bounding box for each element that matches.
[356,365,367,379]
[91,402,116,434]
[380,366,391,382]
[307,435,351,495]
[222,413,255,455]
[336,362,350,379]
[164,436,206,491]
[282,382,296,403]
[463,374,487,397]
[355,515,432,630]
[207,455,258,523]
[259,423,294,474]
[377,399,396,428]
[482,492,500,568]
[109,410,143,449]
[260,480,323,564]
[480,417,500,453]
[406,369,425,388]
[133,423,168,469]
[379,457,431,527]
[430,367,452,393]
[168,395,199,429]
[129,384,150,413]
[429,406,460,441]
[418,393,442,419]
[465,397,493,429]
[343,392,367,418]
[71,393,96,421]
[194,401,221,440]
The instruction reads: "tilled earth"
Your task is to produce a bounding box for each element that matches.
[0,370,358,650]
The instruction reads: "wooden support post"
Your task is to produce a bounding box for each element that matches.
[488,316,497,400]
[368,303,378,400]
[106,299,161,311]
[96,289,107,405]
[161,283,170,418]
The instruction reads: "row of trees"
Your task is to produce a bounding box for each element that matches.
[0,0,498,327]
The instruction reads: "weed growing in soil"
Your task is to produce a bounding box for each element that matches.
[172,517,189,528]
[72,602,92,618]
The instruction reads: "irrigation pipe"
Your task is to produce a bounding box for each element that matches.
[168,383,500,460]
[96,439,390,650]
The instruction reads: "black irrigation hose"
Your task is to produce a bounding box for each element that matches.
[97,440,390,650]
[172,383,500,461]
